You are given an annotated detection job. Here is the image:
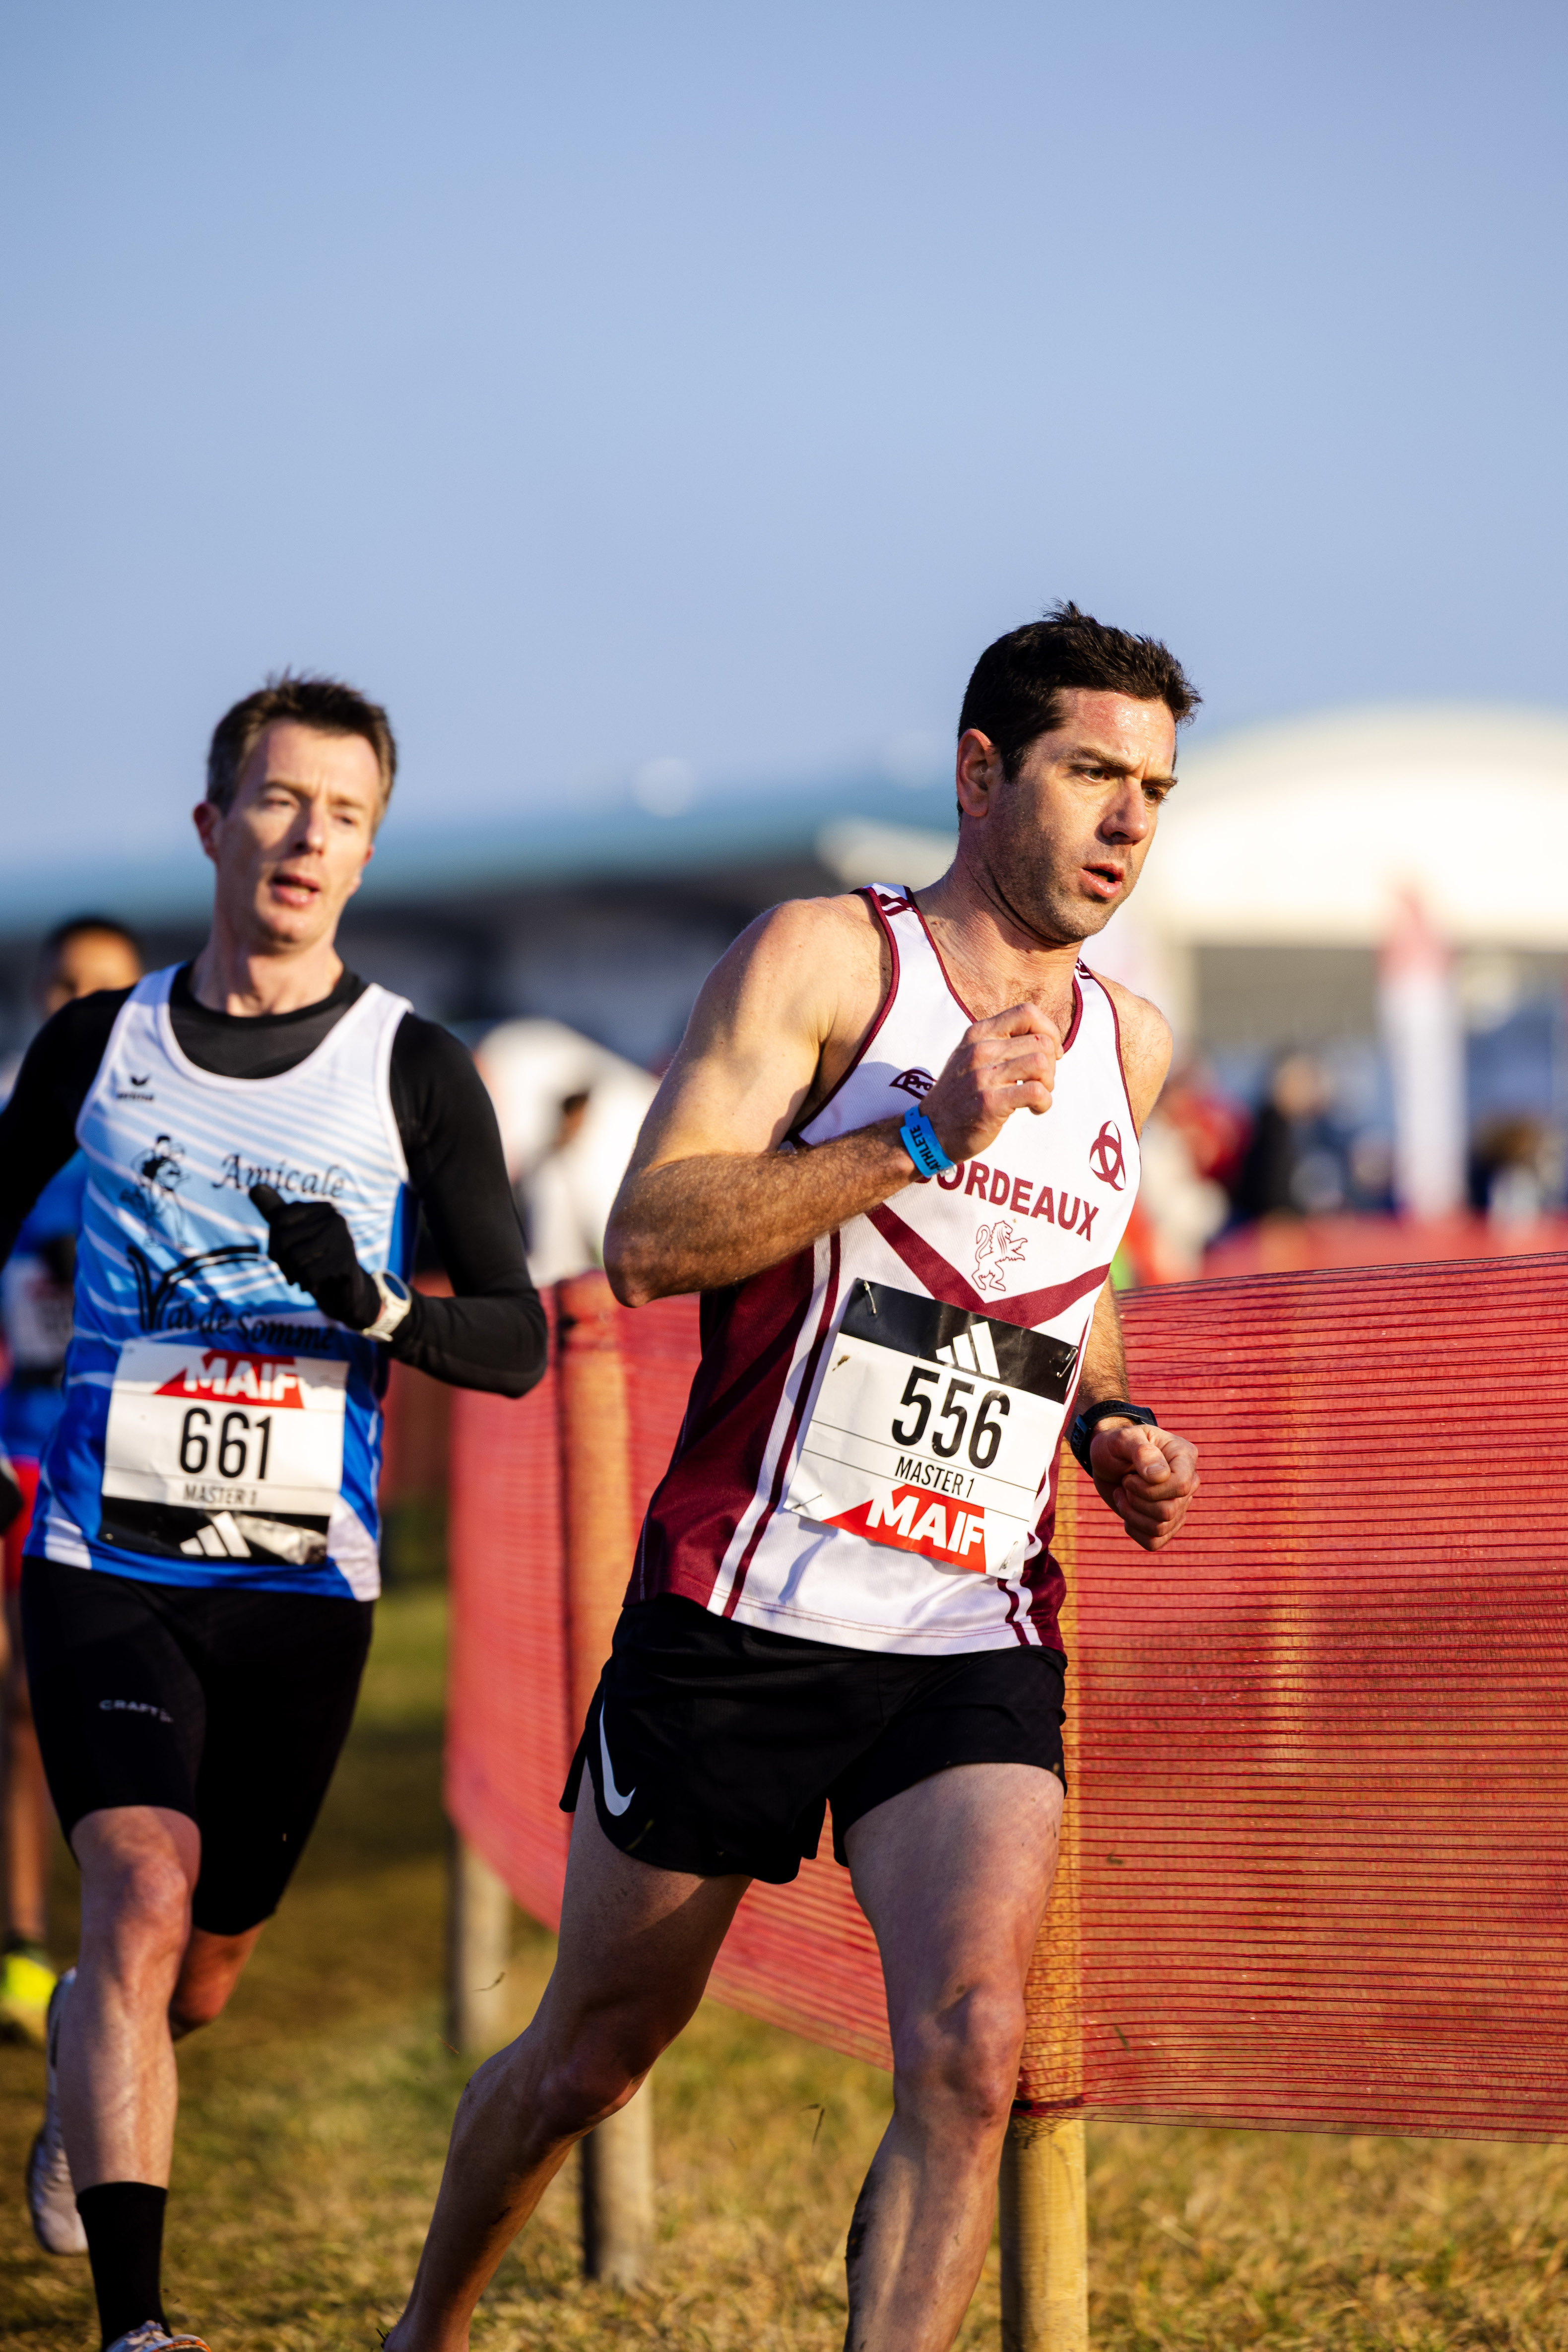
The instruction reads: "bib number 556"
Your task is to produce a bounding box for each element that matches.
[889,1365,1010,1469]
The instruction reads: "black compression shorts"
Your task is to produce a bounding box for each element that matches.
[22,1558,373,1935]
[562,1594,1066,1884]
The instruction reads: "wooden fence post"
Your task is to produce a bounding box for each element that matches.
[999,2116,1088,2352]
[557,1272,655,2288]
[581,2077,656,2287]
[447,1826,512,2053]
[1000,1443,1089,2349]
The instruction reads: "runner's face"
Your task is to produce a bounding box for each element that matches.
[958,689,1177,947]
[41,928,142,1014]
[196,722,382,954]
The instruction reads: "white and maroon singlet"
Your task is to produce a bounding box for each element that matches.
[629,886,1142,1654]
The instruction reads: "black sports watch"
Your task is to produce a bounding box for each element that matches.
[1068,1399,1159,1477]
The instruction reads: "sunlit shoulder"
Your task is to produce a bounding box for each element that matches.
[1080,970,1172,1132]
[691,887,888,1050]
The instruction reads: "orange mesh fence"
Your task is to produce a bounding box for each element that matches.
[446,1290,572,1928]
[447,1252,1568,2137]
[1064,1249,1568,2137]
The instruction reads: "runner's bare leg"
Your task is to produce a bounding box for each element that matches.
[843,1760,1063,2352]
[3,1590,52,1946]
[59,1806,263,2186]
[386,1801,748,2352]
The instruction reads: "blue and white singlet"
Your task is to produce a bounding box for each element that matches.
[33,967,415,1600]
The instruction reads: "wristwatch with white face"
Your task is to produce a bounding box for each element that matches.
[363,1270,413,1342]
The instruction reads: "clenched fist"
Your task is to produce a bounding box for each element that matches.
[920,1004,1063,1164]
[1089,1422,1199,1552]
[249,1183,381,1330]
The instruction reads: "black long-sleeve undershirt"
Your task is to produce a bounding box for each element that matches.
[0,970,546,1398]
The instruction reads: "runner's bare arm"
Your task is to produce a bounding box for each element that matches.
[1095,974,1173,1132]
[1074,981,1198,1550]
[605,897,1063,1306]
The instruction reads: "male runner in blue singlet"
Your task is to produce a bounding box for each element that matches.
[0,676,547,2352]
[0,918,144,2049]
[388,605,1203,2352]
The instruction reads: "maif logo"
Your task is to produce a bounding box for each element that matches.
[1089,1120,1126,1190]
[826,1484,989,1571]
[154,1352,308,1408]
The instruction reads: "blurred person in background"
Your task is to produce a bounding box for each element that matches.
[0,918,143,2047]
[517,1090,599,1284]
[477,1021,660,1289]
[1132,1059,1247,1278]
[1233,1050,1348,1222]
[1470,1116,1565,1228]
[1158,1057,1250,1199]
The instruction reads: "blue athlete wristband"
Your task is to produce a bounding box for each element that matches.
[899,1106,955,1179]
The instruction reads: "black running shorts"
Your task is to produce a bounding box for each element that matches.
[562,1594,1066,1884]
[22,1558,373,1935]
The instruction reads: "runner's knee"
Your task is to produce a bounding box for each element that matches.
[893,1984,1027,2131]
[168,1969,236,2034]
[169,1945,252,2035]
[532,2032,652,2137]
[80,1846,193,1979]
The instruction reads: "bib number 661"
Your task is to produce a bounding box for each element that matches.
[178,1405,273,1481]
[889,1365,1009,1469]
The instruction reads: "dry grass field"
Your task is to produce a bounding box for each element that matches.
[6,1587,1568,2351]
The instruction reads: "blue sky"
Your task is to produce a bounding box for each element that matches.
[2,0,1564,873]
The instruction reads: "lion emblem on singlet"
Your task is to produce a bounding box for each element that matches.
[972,1220,1026,1295]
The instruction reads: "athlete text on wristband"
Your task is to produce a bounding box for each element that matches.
[1068,1398,1160,1476]
[898,1107,956,1179]
[363,1270,414,1342]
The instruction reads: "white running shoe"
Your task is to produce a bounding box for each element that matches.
[27,1964,86,2255]
[103,2329,211,2352]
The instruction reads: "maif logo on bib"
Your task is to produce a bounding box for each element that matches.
[100,1338,348,1570]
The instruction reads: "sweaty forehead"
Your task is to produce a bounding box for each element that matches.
[1050,688,1178,771]
[253,720,381,796]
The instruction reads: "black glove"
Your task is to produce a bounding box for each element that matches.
[250,1183,381,1330]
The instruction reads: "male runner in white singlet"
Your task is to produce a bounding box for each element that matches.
[387,603,1201,2352]
[0,677,546,2352]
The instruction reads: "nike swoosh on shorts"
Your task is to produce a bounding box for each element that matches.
[598,1706,636,1816]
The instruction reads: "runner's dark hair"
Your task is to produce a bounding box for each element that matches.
[959,601,1200,780]
[206,672,397,822]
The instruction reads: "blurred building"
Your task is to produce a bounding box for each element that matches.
[1115,704,1568,1068]
[1115,705,1568,1261]
[0,766,962,1068]
[3,707,1565,1256]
